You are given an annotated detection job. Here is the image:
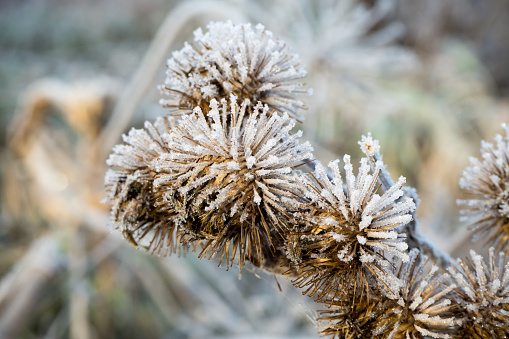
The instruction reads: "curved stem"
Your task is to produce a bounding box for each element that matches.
[366,152,454,268]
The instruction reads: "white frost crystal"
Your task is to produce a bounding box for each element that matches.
[359,132,380,157]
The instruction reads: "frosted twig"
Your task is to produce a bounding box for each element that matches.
[360,136,454,268]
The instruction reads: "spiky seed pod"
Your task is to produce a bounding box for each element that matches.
[319,249,458,339]
[105,117,186,255]
[458,124,509,251]
[447,248,509,338]
[373,248,458,339]
[160,21,309,121]
[154,96,314,269]
[290,156,415,300]
[319,295,386,339]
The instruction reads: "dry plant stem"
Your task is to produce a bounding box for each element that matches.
[367,152,454,268]
[127,254,182,327]
[69,224,92,339]
[96,1,246,161]
[0,237,64,339]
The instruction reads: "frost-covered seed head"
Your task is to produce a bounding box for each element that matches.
[458,124,509,251]
[154,96,313,268]
[448,248,509,338]
[160,21,309,121]
[290,155,414,300]
[319,250,458,339]
[319,295,386,339]
[373,249,458,339]
[104,117,186,255]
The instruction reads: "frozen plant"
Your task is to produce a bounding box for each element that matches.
[373,249,458,339]
[104,21,509,338]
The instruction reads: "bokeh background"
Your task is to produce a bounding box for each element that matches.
[1,0,508,338]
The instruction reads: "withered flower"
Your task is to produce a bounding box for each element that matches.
[160,21,309,120]
[290,155,414,300]
[458,124,509,251]
[448,248,509,338]
[104,117,186,255]
[154,96,313,269]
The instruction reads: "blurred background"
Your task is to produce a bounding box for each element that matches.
[1,0,508,338]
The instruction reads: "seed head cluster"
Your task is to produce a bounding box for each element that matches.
[103,20,509,339]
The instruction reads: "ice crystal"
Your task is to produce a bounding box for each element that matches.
[374,249,458,339]
[448,248,509,338]
[104,117,186,255]
[291,155,415,300]
[160,21,309,121]
[458,124,509,251]
[154,96,313,268]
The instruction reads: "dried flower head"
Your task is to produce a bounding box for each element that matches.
[154,96,313,268]
[105,117,186,255]
[448,248,509,338]
[458,124,509,251]
[373,248,458,339]
[319,249,457,339]
[319,295,385,339]
[160,21,309,121]
[291,155,415,300]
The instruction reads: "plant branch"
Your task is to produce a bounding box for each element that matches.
[367,152,454,268]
